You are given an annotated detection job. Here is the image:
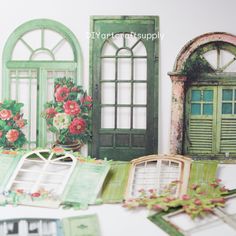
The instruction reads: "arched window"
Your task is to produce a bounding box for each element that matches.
[2,19,82,148]
[184,42,236,157]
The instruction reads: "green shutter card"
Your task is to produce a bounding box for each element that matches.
[62,214,101,236]
[0,153,22,192]
[101,161,131,203]
[62,161,110,207]
[188,160,218,194]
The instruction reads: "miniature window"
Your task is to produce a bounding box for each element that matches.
[2,19,82,148]
[6,150,76,197]
[184,42,236,158]
[0,219,58,236]
[163,194,236,236]
[90,16,159,161]
[125,155,191,199]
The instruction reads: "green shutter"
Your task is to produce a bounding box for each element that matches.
[185,87,216,155]
[0,153,22,191]
[188,160,218,193]
[62,161,110,207]
[219,88,236,154]
[101,161,130,203]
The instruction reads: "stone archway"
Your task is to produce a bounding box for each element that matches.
[169,32,236,154]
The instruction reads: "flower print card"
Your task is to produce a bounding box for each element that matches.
[62,161,110,208]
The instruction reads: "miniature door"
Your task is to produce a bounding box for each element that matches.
[90,16,159,161]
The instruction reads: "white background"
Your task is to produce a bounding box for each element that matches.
[0,0,236,235]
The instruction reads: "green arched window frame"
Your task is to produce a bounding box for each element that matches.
[2,19,83,148]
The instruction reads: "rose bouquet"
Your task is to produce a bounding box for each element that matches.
[42,78,92,146]
[0,100,27,149]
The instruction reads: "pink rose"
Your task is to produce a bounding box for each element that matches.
[55,86,70,102]
[6,129,19,142]
[69,118,86,134]
[64,100,80,116]
[0,109,12,120]
[81,95,93,108]
[16,119,25,128]
[46,107,57,118]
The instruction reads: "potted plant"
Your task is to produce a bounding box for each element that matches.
[0,100,27,149]
[42,78,92,152]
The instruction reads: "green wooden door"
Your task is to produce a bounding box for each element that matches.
[185,85,236,157]
[90,16,159,161]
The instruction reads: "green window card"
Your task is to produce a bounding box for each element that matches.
[101,161,131,203]
[0,153,22,191]
[62,162,110,206]
[62,215,101,236]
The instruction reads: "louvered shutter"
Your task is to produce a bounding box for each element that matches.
[220,88,236,154]
[185,87,216,154]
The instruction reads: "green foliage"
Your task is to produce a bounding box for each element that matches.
[124,179,228,219]
[182,51,215,80]
[42,77,93,145]
[0,100,28,149]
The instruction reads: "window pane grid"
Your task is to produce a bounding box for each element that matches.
[222,89,236,114]
[10,69,37,149]
[191,90,213,115]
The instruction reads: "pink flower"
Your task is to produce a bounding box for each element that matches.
[31,192,41,198]
[0,131,3,138]
[63,100,80,115]
[0,109,12,120]
[46,107,57,118]
[69,118,86,135]
[182,194,190,201]
[55,86,70,102]
[16,119,25,128]
[6,129,19,142]
[211,198,225,204]
[194,199,202,205]
[13,113,21,121]
[81,95,93,108]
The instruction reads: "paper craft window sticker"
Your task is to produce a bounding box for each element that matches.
[0,219,58,236]
[125,155,191,199]
[6,149,76,199]
[163,194,236,236]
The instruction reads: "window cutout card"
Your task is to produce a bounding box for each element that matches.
[62,161,110,206]
[5,149,77,208]
[149,194,236,236]
[101,161,130,203]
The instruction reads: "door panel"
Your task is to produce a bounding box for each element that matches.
[90,16,159,161]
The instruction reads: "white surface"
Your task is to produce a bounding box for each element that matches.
[0,204,168,236]
[0,1,236,235]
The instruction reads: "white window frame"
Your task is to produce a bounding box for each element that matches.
[125,155,192,199]
[6,149,76,197]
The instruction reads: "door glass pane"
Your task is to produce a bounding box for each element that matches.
[133,83,147,105]
[223,89,233,101]
[203,104,213,115]
[7,222,18,234]
[191,104,201,115]
[117,58,131,80]
[117,83,131,104]
[101,58,115,80]
[133,59,147,80]
[101,107,115,128]
[203,90,213,101]
[117,107,131,128]
[191,90,201,101]
[101,83,115,104]
[133,107,146,129]
[222,103,232,114]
